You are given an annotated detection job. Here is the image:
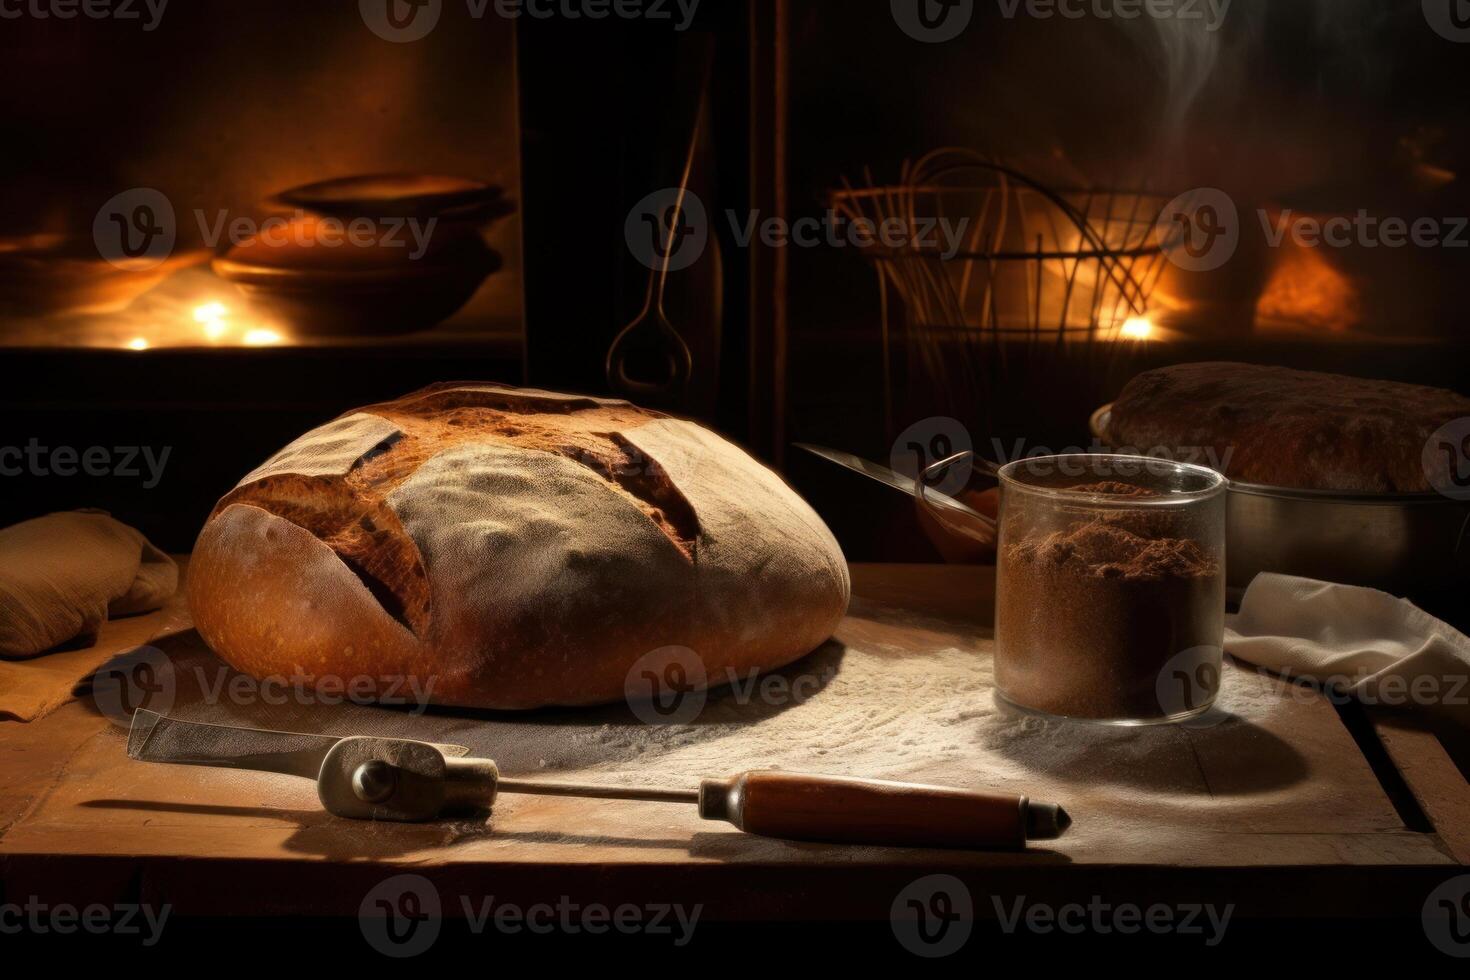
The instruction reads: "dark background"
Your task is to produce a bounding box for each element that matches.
[2,0,1469,559]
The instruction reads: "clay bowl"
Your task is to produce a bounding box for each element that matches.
[0,233,209,316]
[213,214,502,337]
[268,173,514,226]
[216,175,513,336]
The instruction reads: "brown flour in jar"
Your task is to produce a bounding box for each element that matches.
[995,483,1223,721]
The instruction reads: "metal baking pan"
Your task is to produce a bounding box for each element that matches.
[1090,404,1470,599]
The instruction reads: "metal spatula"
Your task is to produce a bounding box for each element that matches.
[126,710,1070,849]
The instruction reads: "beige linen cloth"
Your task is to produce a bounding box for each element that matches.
[1227,574,1470,732]
[0,511,181,720]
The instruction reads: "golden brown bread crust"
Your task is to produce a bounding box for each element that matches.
[189,383,850,710]
[1108,362,1470,493]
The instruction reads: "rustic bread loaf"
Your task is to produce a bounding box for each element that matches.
[189,383,850,709]
[1108,362,1470,493]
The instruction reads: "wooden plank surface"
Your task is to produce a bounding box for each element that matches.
[0,564,1463,919]
[1370,708,1470,865]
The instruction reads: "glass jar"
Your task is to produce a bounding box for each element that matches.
[919,452,1228,725]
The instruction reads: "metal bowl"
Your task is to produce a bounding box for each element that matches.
[1090,404,1470,598]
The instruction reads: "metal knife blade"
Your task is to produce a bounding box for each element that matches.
[794,443,992,524]
[127,709,471,781]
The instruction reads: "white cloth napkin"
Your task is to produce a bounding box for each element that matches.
[1225,574,1470,731]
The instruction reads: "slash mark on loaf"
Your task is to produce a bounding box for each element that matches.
[215,386,702,634]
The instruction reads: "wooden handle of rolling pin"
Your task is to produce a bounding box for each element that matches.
[696,771,1070,850]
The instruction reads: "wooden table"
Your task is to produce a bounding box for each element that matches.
[2,564,1467,931]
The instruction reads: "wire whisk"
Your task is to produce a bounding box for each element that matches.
[831,149,1173,432]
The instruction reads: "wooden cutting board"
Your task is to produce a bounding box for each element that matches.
[0,564,1465,921]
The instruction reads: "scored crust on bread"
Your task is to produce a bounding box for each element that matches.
[188,383,850,709]
[1107,362,1470,493]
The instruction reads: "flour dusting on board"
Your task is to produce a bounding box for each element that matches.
[157,590,1289,806]
[555,596,1285,798]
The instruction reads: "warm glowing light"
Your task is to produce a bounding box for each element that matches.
[193,302,228,323]
[1255,243,1360,335]
[194,304,230,343]
[1120,316,1154,341]
[193,301,230,341]
[242,329,284,346]
[126,337,150,351]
